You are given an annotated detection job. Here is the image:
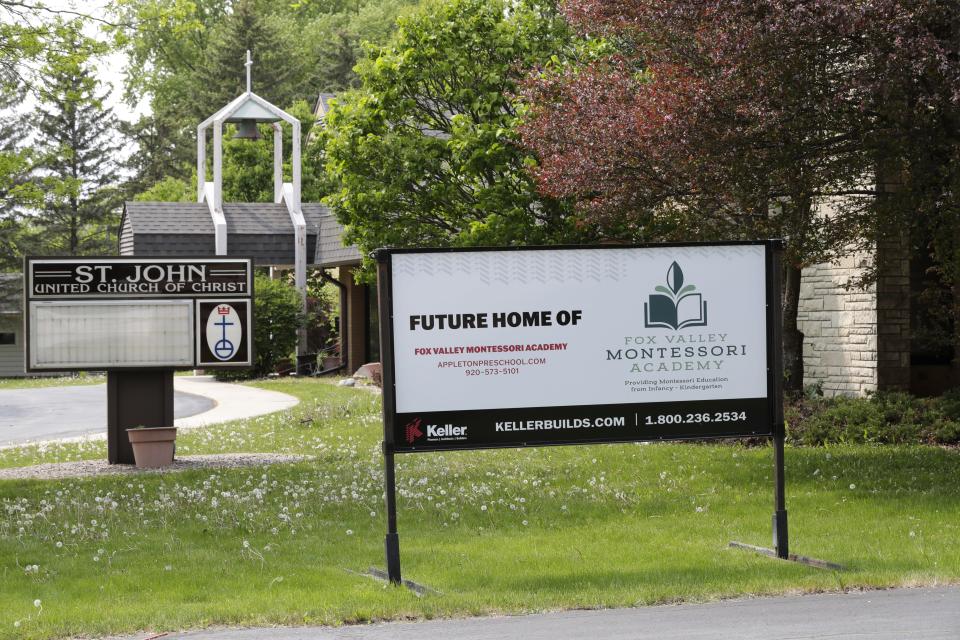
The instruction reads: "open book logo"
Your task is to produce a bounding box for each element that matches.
[643,261,708,330]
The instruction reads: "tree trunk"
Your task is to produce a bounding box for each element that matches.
[953,220,960,383]
[782,262,805,394]
[953,277,960,382]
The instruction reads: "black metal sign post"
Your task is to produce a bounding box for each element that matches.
[375,241,786,584]
[767,245,788,558]
[377,256,403,583]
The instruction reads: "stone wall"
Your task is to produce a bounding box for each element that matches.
[797,252,878,396]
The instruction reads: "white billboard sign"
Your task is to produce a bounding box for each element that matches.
[379,243,778,451]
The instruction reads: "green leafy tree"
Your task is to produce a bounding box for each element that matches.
[110,0,228,184]
[134,176,195,203]
[301,0,423,92]
[111,0,421,194]
[0,7,104,266]
[217,273,304,379]
[521,0,886,392]
[29,25,124,256]
[321,0,585,276]
[0,2,105,92]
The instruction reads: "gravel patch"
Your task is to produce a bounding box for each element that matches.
[0,453,314,481]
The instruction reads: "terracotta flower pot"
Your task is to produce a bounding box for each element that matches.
[126,427,177,468]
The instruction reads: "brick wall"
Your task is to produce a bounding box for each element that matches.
[797,251,878,396]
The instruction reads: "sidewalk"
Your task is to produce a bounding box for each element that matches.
[174,375,299,429]
[113,586,958,640]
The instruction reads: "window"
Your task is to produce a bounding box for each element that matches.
[0,332,14,345]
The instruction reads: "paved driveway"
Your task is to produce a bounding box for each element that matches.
[117,586,959,640]
[0,383,213,445]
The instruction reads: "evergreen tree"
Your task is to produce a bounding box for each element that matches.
[31,25,123,256]
[313,28,361,93]
[192,0,302,120]
[0,70,38,270]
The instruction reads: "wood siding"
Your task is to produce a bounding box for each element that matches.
[0,314,24,377]
[119,215,134,256]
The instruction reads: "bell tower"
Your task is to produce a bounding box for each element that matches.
[195,50,307,356]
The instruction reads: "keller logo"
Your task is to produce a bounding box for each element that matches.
[426,423,468,440]
[644,261,708,330]
[405,417,424,444]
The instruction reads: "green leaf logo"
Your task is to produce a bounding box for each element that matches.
[666,261,684,294]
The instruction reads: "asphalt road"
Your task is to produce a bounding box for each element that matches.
[0,383,213,445]
[118,586,959,640]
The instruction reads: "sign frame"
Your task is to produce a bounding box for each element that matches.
[375,240,787,584]
[378,241,782,452]
[23,256,255,373]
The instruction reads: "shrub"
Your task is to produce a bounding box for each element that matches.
[786,391,960,446]
[216,274,303,380]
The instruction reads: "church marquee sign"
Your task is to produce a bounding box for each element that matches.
[24,257,253,372]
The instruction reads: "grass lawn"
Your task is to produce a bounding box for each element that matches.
[0,374,105,391]
[0,378,958,639]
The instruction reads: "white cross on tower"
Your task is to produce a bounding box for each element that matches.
[245,49,252,93]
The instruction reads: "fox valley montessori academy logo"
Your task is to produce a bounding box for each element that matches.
[644,261,708,330]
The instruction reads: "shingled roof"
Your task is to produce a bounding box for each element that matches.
[304,204,362,268]
[120,201,363,268]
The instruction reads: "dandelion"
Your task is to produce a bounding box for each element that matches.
[849,484,856,490]
[242,540,250,549]
[522,520,528,526]
[33,599,41,608]
[346,529,354,536]
[480,505,487,511]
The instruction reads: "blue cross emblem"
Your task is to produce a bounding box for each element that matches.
[214,314,235,360]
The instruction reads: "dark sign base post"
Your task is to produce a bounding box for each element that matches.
[383,449,402,584]
[377,254,403,585]
[107,370,174,465]
[767,245,788,559]
[773,433,789,558]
